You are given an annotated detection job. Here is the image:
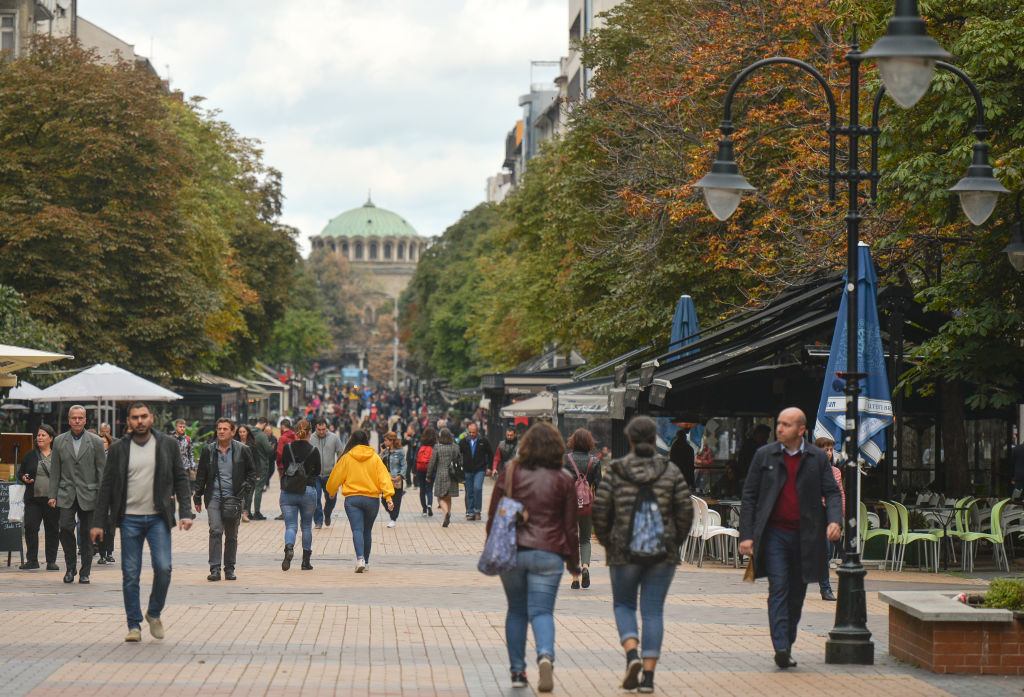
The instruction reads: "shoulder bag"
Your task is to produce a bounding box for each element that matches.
[477,460,529,576]
[281,443,309,495]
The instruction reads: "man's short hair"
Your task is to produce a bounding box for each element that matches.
[280,418,292,429]
[128,401,151,414]
[814,436,835,448]
[216,417,235,428]
[174,418,187,427]
[69,404,87,416]
[256,417,268,425]
[314,418,327,427]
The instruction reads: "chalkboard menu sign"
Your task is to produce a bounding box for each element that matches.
[0,482,23,555]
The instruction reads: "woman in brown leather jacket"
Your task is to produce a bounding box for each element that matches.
[485,422,580,693]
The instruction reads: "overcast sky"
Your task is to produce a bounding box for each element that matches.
[81,1,566,253]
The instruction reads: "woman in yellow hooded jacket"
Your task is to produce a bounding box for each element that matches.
[326,430,394,572]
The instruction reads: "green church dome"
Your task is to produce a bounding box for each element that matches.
[319,198,419,238]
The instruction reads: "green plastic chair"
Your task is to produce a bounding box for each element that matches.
[959,498,1011,573]
[893,501,941,572]
[862,501,898,569]
[948,496,978,569]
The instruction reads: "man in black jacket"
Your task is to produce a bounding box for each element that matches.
[458,422,493,520]
[90,402,194,642]
[194,418,258,582]
[738,407,842,670]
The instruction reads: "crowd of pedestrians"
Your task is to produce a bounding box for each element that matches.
[12,387,842,692]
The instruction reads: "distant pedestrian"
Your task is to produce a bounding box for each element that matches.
[326,430,394,572]
[236,424,257,523]
[563,428,601,590]
[738,407,842,669]
[90,402,194,642]
[459,422,493,520]
[491,427,519,477]
[381,431,407,528]
[49,405,106,584]
[415,427,436,516]
[194,418,258,582]
[813,436,844,602]
[310,418,344,529]
[172,419,197,494]
[592,416,692,693]
[279,419,320,571]
[485,422,579,693]
[426,428,461,528]
[248,419,273,520]
[17,425,61,571]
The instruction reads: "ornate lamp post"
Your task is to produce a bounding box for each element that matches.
[1003,193,1024,272]
[694,0,1007,665]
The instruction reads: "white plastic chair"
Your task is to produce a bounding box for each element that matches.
[692,496,739,568]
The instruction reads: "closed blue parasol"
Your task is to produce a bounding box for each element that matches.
[669,294,700,359]
[814,243,893,467]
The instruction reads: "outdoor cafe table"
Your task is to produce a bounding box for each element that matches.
[908,504,963,571]
[704,498,742,528]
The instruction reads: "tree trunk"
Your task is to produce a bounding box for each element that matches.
[941,380,970,494]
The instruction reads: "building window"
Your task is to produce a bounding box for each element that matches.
[2,14,16,55]
[355,241,363,259]
[369,242,378,260]
[397,243,405,260]
[341,241,349,257]
[384,242,392,259]
[410,245,417,261]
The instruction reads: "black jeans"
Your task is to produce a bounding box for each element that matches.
[415,470,433,509]
[24,497,59,564]
[58,500,93,575]
[385,488,404,521]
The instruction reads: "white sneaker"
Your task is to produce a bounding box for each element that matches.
[356,558,366,573]
[386,520,396,528]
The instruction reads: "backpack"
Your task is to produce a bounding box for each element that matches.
[448,451,465,483]
[567,454,595,516]
[281,443,309,495]
[627,481,668,565]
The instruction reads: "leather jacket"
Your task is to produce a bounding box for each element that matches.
[486,462,580,575]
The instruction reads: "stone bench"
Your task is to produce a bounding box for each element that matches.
[879,590,1023,674]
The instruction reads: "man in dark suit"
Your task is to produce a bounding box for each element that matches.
[48,404,107,584]
[739,407,842,669]
[458,422,493,520]
[194,418,258,581]
[91,402,194,642]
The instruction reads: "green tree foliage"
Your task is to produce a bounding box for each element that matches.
[262,308,332,367]
[0,285,66,385]
[400,204,503,386]
[0,38,300,378]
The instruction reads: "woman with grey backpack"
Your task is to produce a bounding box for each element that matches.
[592,416,692,694]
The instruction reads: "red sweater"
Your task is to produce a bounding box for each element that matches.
[768,450,802,532]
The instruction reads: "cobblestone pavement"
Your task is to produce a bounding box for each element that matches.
[1,478,1020,697]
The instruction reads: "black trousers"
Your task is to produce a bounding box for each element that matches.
[24,497,60,564]
[385,488,404,521]
[97,518,115,557]
[58,500,93,575]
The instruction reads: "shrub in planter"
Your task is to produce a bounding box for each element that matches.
[982,578,1024,612]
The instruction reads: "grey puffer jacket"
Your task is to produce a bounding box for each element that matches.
[592,452,693,566]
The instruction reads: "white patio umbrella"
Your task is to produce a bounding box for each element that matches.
[33,363,181,429]
[0,344,73,387]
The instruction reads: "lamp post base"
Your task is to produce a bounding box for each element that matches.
[825,556,874,664]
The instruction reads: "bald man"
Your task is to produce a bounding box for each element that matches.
[738,407,842,669]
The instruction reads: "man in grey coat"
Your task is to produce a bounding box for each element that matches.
[739,407,842,669]
[48,404,107,584]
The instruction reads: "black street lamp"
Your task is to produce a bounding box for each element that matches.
[694,0,1007,665]
[1003,193,1024,272]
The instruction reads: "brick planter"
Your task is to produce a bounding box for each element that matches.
[880,591,1024,674]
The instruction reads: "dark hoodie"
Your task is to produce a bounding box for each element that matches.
[592,452,693,565]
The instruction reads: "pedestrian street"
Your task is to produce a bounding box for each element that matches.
[0,478,1017,697]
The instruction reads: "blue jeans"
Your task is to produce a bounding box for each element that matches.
[280,486,316,551]
[609,563,676,658]
[762,526,806,651]
[500,548,564,673]
[464,469,486,515]
[416,470,433,509]
[313,475,337,526]
[344,495,379,561]
[120,514,172,631]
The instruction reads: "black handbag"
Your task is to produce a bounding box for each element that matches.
[220,495,243,521]
[448,457,465,483]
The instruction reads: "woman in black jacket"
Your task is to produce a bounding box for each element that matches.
[16,424,61,570]
[592,416,692,694]
[563,428,601,590]
[278,419,321,571]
